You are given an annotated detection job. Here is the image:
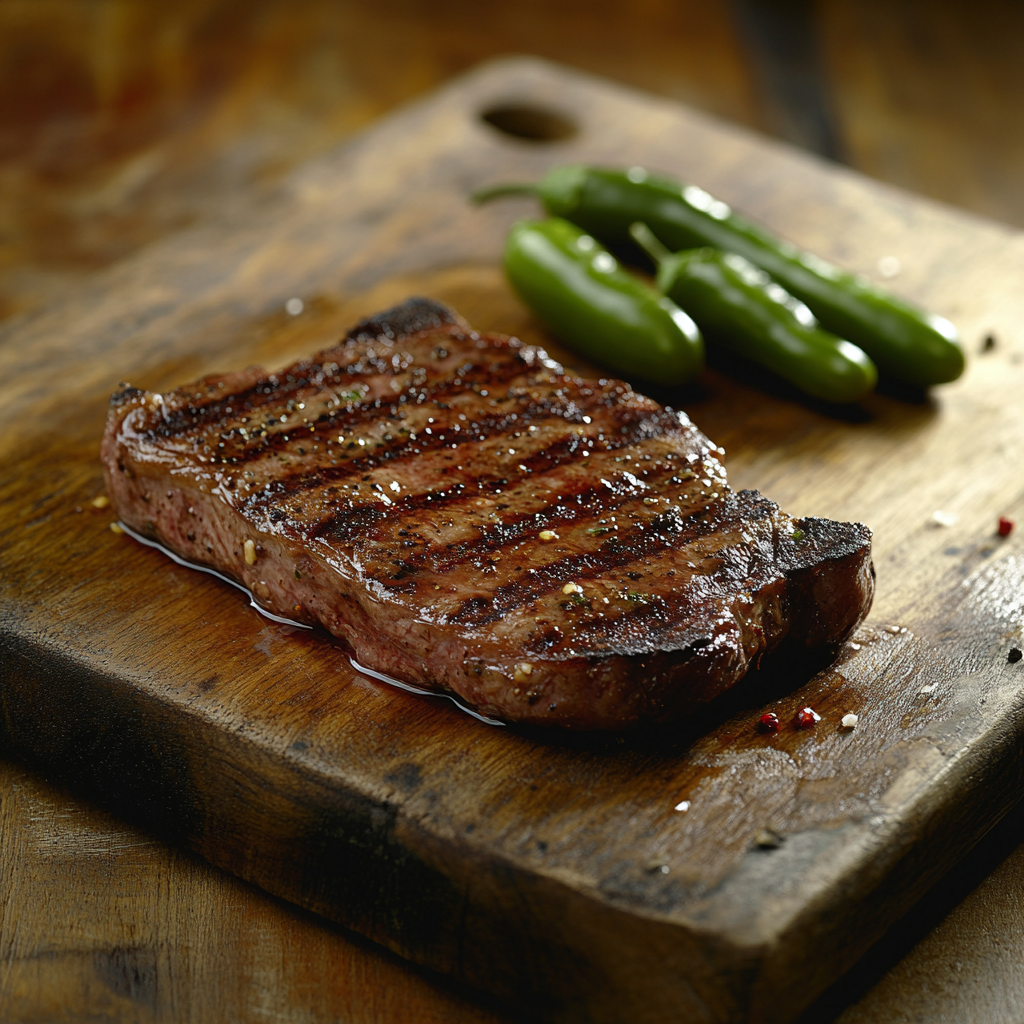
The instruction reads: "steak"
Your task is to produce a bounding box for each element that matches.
[101,297,874,729]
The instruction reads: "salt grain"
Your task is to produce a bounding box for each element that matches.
[931,510,958,528]
[877,255,902,278]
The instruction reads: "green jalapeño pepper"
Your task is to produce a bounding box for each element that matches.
[503,217,703,385]
[629,223,877,403]
[476,166,964,388]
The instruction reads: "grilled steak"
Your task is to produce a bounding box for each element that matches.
[102,297,873,729]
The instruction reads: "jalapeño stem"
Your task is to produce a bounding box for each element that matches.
[628,221,672,266]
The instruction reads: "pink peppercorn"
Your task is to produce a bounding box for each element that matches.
[795,707,821,729]
[998,517,1015,537]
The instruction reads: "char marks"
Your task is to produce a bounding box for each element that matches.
[345,296,463,341]
[448,490,773,627]
[269,405,692,531]
[353,453,706,577]
[143,328,531,447]
[143,343,533,463]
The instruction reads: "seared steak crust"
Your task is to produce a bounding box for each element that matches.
[102,298,873,729]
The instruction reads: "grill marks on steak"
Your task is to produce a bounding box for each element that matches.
[102,297,874,729]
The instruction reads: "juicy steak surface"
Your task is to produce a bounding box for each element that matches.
[102,298,874,729]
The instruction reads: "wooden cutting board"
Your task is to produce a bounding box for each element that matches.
[4,57,1024,1024]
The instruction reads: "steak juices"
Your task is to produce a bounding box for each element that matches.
[101,298,873,729]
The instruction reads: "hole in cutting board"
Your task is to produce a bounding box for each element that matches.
[479,102,577,142]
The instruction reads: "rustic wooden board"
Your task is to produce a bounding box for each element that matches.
[4,57,1024,1024]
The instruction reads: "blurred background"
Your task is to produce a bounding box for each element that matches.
[2,0,1023,325]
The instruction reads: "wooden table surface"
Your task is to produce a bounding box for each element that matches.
[4,0,1024,323]
[5,4,1024,1021]
[5,751,1024,1023]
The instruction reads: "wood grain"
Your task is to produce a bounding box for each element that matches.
[7,749,1024,1024]
[0,756,514,1024]
[0,0,757,323]
[6,0,1024,327]
[820,0,1024,227]
[4,58,1024,1023]
[834,807,1024,1024]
